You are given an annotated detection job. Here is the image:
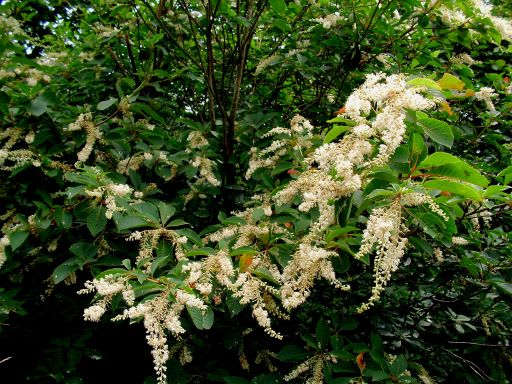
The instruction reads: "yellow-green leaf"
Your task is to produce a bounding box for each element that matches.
[437,73,465,90]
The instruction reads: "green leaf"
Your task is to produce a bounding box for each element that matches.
[497,166,512,185]
[338,317,358,331]
[423,180,481,201]
[488,277,512,297]
[418,152,488,186]
[409,133,427,166]
[87,205,107,236]
[316,318,330,350]
[273,19,291,32]
[324,125,351,144]
[54,207,73,229]
[149,255,168,275]
[271,161,293,176]
[418,118,454,148]
[223,377,250,384]
[226,294,245,317]
[270,0,287,13]
[437,73,465,90]
[113,212,151,231]
[390,355,407,375]
[122,259,132,269]
[277,345,309,362]
[364,369,389,381]
[167,219,188,227]
[186,247,216,257]
[230,246,259,256]
[97,98,118,111]
[407,77,442,91]
[253,267,278,284]
[158,202,176,226]
[53,260,77,284]
[187,305,214,330]
[70,242,98,262]
[130,102,165,124]
[26,94,53,116]
[9,230,29,251]
[132,202,161,225]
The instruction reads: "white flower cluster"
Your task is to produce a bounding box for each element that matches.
[274,73,439,233]
[79,274,135,322]
[315,14,343,29]
[451,236,469,245]
[0,235,10,269]
[355,201,407,312]
[0,127,39,170]
[438,6,467,27]
[254,53,279,76]
[187,131,208,149]
[450,53,481,67]
[436,1,512,42]
[191,156,221,187]
[472,0,512,41]
[281,240,349,310]
[246,115,314,179]
[66,113,102,163]
[401,191,449,221]
[127,228,188,273]
[474,87,498,112]
[86,183,133,219]
[93,23,120,38]
[183,250,234,295]
[0,15,25,36]
[116,154,146,174]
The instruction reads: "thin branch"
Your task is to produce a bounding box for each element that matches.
[448,341,510,348]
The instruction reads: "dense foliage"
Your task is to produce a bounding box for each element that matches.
[0,0,511,383]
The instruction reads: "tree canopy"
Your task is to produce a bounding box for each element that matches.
[0,0,511,383]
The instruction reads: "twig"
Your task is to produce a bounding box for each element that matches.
[448,341,510,348]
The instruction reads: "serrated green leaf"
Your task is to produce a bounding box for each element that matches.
[130,102,165,124]
[418,118,454,148]
[87,205,107,236]
[226,294,245,317]
[418,152,488,186]
[273,18,291,32]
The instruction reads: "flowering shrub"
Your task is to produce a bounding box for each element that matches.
[0,0,511,383]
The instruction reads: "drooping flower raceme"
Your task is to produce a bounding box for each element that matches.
[274,73,439,233]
